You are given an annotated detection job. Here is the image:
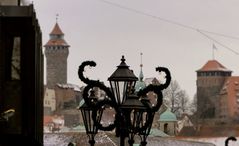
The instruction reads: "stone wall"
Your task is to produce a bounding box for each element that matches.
[45,47,69,89]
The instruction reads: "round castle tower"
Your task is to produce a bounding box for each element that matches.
[44,22,70,88]
[196,60,231,120]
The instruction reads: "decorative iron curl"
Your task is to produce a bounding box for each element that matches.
[155,67,171,89]
[92,99,117,131]
[82,82,114,105]
[138,67,171,112]
[78,61,116,104]
[78,61,97,85]
[225,136,237,146]
[78,61,118,131]
[130,108,153,134]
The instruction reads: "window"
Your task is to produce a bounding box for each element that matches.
[11,37,21,80]
[164,123,169,134]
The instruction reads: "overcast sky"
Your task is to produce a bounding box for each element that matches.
[32,0,239,98]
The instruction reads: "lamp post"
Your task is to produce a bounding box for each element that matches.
[78,56,171,146]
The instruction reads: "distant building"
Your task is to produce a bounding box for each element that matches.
[196,59,239,124]
[144,77,160,86]
[54,83,81,112]
[177,114,196,136]
[44,88,56,115]
[158,109,177,136]
[177,114,194,132]
[44,22,82,129]
[43,115,64,133]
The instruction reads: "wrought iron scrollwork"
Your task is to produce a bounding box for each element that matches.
[78,61,97,84]
[78,59,171,146]
[225,136,237,146]
[138,67,171,112]
[78,61,117,131]
[78,61,114,103]
[92,99,117,131]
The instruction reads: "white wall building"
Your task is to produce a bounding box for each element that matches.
[44,88,56,113]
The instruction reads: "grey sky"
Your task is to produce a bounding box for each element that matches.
[33,0,239,98]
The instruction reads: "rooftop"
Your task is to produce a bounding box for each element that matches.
[159,109,177,122]
[44,22,69,47]
[50,22,64,35]
[197,60,231,72]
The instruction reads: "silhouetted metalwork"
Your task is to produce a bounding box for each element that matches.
[225,136,237,146]
[78,56,171,146]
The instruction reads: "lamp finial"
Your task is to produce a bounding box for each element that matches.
[121,55,125,63]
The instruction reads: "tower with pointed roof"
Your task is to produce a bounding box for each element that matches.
[44,22,69,88]
[196,60,232,121]
[135,53,146,92]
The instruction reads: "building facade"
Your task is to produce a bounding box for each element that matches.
[0,3,43,145]
[196,59,239,124]
[44,22,83,128]
[44,88,56,115]
[158,109,177,136]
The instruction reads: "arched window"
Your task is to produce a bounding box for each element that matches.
[164,123,168,134]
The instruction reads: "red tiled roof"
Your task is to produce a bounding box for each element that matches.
[197,60,231,72]
[44,116,53,126]
[44,22,69,47]
[44,39,69,47]
[50,23,64,35]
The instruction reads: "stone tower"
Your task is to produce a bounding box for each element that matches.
[44,22,69,88]
[196,60,231,120]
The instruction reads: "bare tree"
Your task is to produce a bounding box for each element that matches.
[188,94,197,114]
[180,90,190,113]
[163,80,190,117]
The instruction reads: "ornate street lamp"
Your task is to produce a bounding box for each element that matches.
[78,56,171,146]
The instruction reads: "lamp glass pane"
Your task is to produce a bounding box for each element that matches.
[140,112,154,136]
[110,80,137,104]
[81,109,94,134]
[110,81,117,103]
[118,81,125,104]
[130,109,141,130]
[110,81,127,104]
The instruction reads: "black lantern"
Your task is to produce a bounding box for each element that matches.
[108,56,138,104]
[78,55,171,146]
[80,91,103,146]
[120,94,151,146]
